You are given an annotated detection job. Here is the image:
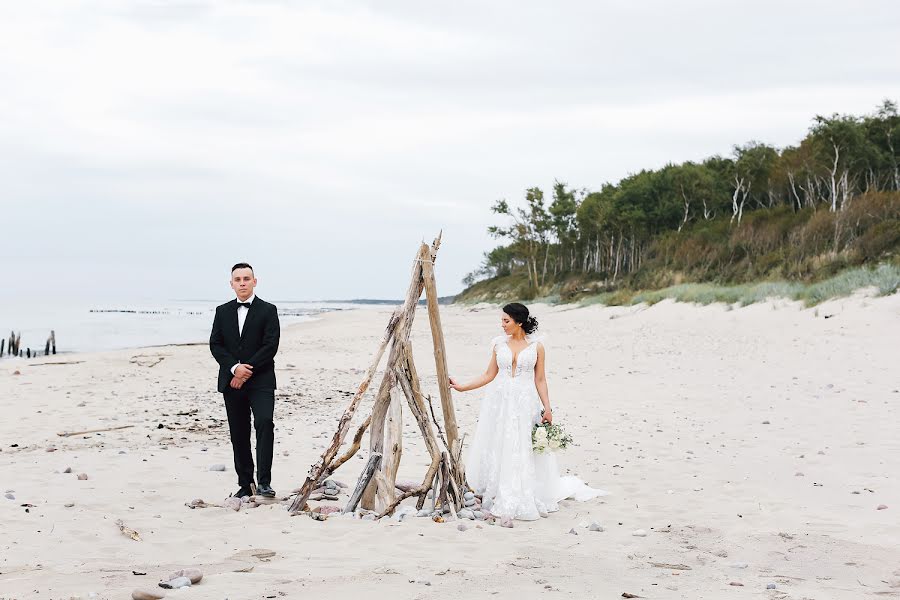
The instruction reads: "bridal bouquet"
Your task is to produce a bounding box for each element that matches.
[532,422,573,454]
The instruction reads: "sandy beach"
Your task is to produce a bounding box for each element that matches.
[1,295,899,600]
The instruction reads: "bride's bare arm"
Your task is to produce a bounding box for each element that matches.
[534,344,552,423]
[449,350,499,392]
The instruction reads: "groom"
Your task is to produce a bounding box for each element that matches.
[209,262,281,498]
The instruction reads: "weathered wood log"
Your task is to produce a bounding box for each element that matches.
[421,245,460,460]
[50,330,56,355]
[372,469,394,514]
[344,452,382,514]
[381,387,404,503]
[395,342,443,510]
[57,425,135,437]
[287,307,401,514]
[1,337,4,357]
[361,240,437,508]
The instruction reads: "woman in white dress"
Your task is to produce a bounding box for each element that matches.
[449,303,606,526]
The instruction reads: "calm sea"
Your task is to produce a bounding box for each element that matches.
[0,299,387,356]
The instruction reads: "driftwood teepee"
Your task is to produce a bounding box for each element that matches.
[288,234,467,518]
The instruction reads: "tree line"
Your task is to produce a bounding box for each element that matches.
[464,100,900,296]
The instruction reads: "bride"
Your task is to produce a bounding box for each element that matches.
[449,303,606,526]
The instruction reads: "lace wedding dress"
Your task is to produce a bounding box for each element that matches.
[465,335,607,521]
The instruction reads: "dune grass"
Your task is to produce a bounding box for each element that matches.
[581,264,900,308]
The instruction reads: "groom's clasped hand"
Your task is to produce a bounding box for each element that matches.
[230,363,254,389]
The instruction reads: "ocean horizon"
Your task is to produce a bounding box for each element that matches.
[0,299,393,356]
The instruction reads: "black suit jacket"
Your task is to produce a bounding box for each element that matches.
[209,297,280,393]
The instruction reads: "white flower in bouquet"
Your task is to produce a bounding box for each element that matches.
[532,422,574,454]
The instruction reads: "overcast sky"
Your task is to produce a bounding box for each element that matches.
[4,0,900,302]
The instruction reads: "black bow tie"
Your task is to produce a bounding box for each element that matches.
[237,302,252,308]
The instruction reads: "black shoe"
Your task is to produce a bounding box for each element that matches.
[232,486,253,499]
[257,483,276,498]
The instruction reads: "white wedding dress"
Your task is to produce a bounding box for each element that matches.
[465,334,607,521]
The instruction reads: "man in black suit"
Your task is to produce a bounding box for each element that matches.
[209,262,281,498]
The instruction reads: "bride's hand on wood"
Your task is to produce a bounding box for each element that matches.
[448,377,462,392]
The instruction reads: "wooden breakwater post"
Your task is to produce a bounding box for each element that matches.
[1,330,56,359]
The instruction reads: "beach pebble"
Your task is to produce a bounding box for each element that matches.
[474,511,485,520]
[877,504,888,510]
[464,491,475,501]
[223,497,242,512]
[64,502,75,508]
[588,522,604,532]
[632,529,647,537]
[313,505,342,515]
[416,509,431,518]
[362,514,376,521]
[729,581,744,586]
[131,588,165,600]
[63,467,72,473]
[160,576,191,589]
[167,569,202,584]
[393,506,417,522]
[77,473,89,480]
[464,498,477,508]
[208,464,226,472]
[729,562,749,569]
[4,493,14,500]
[795,472,804,476]
[459,509,475,520]
[457,523,468,532]
[568,528,578,535]
[761,420,770,425]
[766,583,777,589]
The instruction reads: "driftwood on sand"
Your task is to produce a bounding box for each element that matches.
[288,233,467,519]
[57,425,135,437]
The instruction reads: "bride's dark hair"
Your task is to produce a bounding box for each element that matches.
[503,302,539,334]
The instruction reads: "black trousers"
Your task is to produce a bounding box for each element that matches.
[223,386,275,488]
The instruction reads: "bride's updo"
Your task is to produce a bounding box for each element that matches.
[503,302,539,334]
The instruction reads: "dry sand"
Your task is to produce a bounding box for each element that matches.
[2,294,899,599]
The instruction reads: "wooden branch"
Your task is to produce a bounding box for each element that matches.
[362,242,434,508]
[438,452,459,519]
[344,452,382,514]
[288,308,401,514]
[376,466,439,519]
[421,246,460,457]
[323,414,370,478]
[397,344,443,493]
[57,425,134,437]
[393,349,442,514]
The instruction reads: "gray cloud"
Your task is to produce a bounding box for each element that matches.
[3,0,900,301]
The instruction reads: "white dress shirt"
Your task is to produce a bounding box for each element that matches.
[230,294,255,375]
